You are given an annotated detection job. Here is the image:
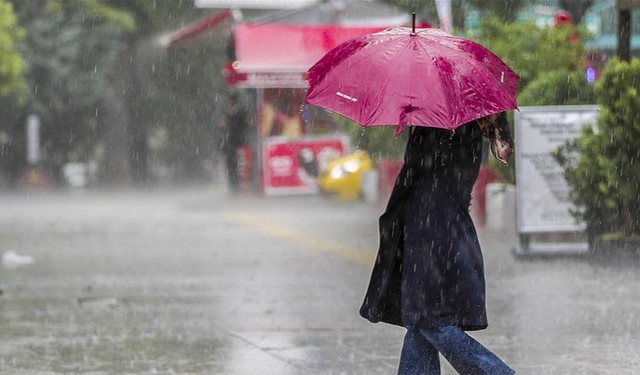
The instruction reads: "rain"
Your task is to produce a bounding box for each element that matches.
[0,0,639,374]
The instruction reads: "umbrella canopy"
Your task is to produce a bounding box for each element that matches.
[305,27,519,134]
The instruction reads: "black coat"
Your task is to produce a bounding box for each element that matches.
[360,123,487,331]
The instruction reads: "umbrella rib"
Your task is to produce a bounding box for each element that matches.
[365,37,417,127]
[474,51,518,98]
[458,49,518,120]
[413,38,455,128]
[314,35,402,92]
[448,38,518,105]
[310,35,410,127]
[416,37,517,126]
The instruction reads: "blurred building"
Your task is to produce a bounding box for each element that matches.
[583,0,640,56]
[465,0,564,35]
[165,0,410,195]
[465,0,640,57]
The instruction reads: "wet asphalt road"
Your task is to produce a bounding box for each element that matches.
[0,188,639,375]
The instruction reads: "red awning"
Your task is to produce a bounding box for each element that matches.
[230,23,386,87]
[163,12,414,88]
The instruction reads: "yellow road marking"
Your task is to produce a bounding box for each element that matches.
[224,213,376,267]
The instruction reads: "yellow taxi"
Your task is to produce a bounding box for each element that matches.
[317,150,374,201]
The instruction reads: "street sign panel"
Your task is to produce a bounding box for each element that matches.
[515,106,600,254]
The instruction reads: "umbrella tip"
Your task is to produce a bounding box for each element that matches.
[411,12,416,35]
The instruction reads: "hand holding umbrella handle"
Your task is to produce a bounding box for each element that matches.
[478,112,514,165]
[491,136,513,165]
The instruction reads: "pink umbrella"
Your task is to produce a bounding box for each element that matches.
[305,24,518,135]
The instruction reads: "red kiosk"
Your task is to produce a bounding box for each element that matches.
[166,1,409,195]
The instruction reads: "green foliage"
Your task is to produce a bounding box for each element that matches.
[556,58,640,238]
[0,0,127,184]
[0,0,26,99]
[474,19,594,184]
[332,15,595,169]
[104,0,197,36]
[21,7,123,116]
[1,0,221,186]
[518,70,596,106]
[335,116,408,161]
[474,19,588,89]
[465,0,525,23]
[49,0,136,31]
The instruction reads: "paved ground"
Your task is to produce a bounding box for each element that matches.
[0,188,639,374]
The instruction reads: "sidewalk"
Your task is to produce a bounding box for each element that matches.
[0,189,638,374]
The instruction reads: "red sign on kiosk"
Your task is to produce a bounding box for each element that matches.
[263,136,349,196]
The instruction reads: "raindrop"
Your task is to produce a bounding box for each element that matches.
[355,127,366,150]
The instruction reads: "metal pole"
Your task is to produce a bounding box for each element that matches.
[26,115,41,165]
[411,12,416,34]
[618,8,631,61]
[255,87,264,194]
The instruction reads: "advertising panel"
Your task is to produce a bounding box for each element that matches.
[515,106,599,233]
[262,135,349,195]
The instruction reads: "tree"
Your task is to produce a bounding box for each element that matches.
[474,18,588,90]
[0,0,25,99]
[0,0,26,186]
[48,0,135,30]
[1,0,226,187]
[471,18,594,183]
[3,0,127,184]
[465,0,525,23]
[517,70,596,106]
[557,58,640,239]
[503,21,597,107]
[98,0,205,186]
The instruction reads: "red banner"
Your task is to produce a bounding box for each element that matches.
[262,136,349,195]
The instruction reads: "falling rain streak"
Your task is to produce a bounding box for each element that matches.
[0,0,639,374]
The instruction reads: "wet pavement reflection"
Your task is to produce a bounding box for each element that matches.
[0,189,638,374]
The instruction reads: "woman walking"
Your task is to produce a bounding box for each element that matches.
[359,113,515,375]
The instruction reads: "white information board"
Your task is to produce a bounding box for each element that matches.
[515,106,599,234]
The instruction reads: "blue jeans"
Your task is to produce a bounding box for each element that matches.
[398,326,515,375]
